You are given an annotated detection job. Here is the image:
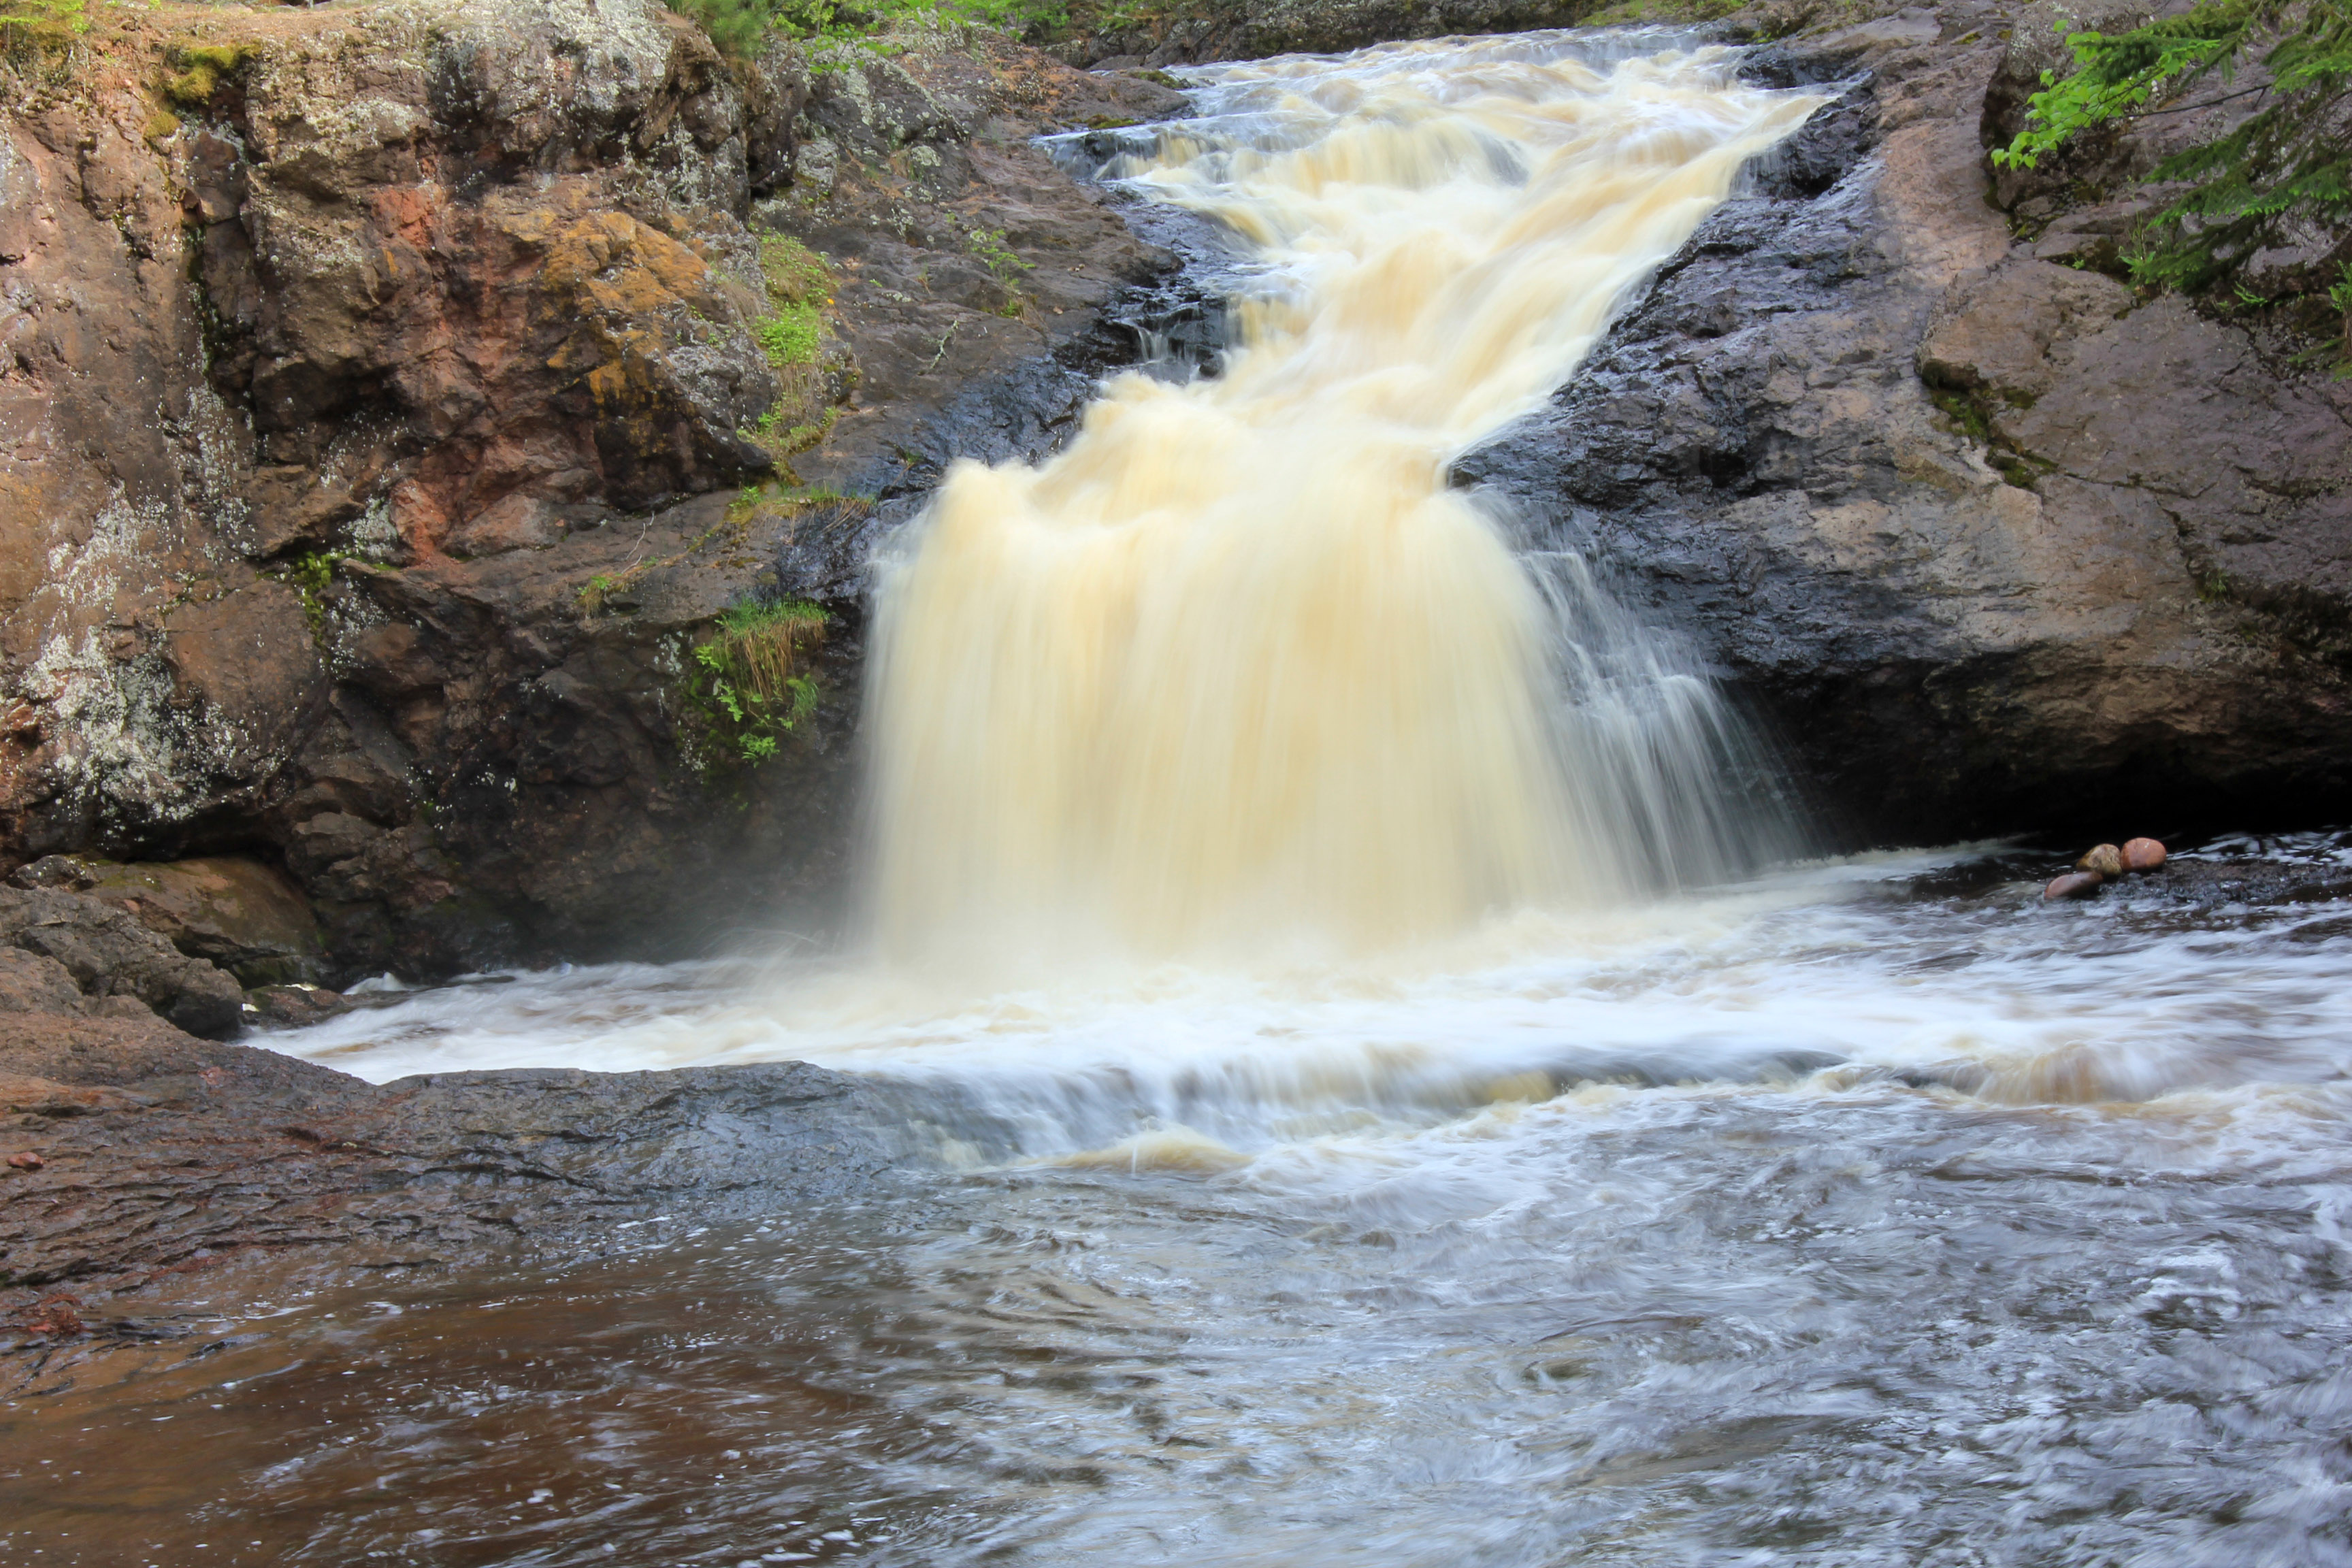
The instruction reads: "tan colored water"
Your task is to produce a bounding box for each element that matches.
[866,39,1821,965]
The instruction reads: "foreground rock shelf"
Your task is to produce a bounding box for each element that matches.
[0,1010,891,1390]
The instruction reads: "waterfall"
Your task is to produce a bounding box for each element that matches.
[864,33,1825,969]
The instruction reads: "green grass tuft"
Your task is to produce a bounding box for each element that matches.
[686,600,829,766]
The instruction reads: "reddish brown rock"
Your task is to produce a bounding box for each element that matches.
[0,885,246,1037]
[0,0,1185,979]
[12,854,324,985]
[2043,871,2104,901]
[5,1152,42,1171]
[2121,837,2168,872]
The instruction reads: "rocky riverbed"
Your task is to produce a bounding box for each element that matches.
[0,880,891,1393]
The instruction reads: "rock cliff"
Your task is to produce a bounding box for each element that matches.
[0,0,1184,977]
[1459,1,2352,842]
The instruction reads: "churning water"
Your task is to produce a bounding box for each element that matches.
[11,836,2352,1566]
[864,33,1821,966]
[6,31,2350,1568]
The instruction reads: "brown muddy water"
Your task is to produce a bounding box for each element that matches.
[5,30,2351,1568]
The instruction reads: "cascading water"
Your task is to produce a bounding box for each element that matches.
[863,37,1823,968]
[20,33,2352,1568]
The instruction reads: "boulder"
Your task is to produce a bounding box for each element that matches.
[0,887,246,1038]
[1455,35,2352,845]
[12,855,324,985]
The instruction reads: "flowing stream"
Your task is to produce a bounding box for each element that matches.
[7,31,2352,1568]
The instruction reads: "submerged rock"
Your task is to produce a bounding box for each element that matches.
[0,1007,892,1363]
[2042,871,2104,901]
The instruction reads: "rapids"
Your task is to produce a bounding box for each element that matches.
[5,30,2349,1568]
[7,836,2352,1565]
[864,33,1821,967]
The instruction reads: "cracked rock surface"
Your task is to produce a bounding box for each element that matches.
[0,993,890,1387]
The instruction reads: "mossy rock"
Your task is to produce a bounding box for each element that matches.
[163,42,257,108]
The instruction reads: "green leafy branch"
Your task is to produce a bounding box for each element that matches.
[1995,0,2352,306]
[666,0,1071,59]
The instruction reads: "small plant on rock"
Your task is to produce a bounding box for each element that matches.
[686,599,828,765]
[1995,0,2352,350]
[745,236,845,464]
[163,42,255,107]
[271,549,353,642]
[669,0,777,56]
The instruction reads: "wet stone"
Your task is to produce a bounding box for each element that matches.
[2043,871,2104,901]
[2121,837,2168,872]
[2077,844,2126,878]
[244,985,353,1027]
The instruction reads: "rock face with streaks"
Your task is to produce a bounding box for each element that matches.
[0,1,1186,976]
[1457,5,2352,842]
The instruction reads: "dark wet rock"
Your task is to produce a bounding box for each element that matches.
[2078,844,2125,878]
[244,985,352,1027]
[334,1064,892,1212]
[1456,5,2352,847]
[1,1015,891,1362]
[11,854,324,985]
[0,887,246,1038]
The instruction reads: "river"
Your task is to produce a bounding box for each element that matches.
[4,29,2350,1568]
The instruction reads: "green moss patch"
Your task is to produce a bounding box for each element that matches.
[163,42,255,108]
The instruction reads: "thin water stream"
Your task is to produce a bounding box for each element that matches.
[5,31,2349,1568]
